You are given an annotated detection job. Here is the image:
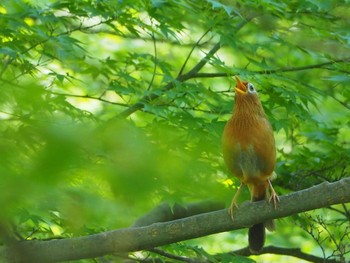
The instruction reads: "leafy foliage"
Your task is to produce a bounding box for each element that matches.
[0,0,349,262]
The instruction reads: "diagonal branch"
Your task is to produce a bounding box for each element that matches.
[177,27,213,78]
[115,17,254,119]
[115,42,222,119]
[114,55,350,119]
[1,178,350,263]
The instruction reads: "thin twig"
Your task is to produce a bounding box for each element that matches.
[149,248,196,263]
[177,27,213,77]
[189,57,350,79]
[329,94,350,111]
[0,17,114,78]
[116,54,350,119]
[230,246,338,263]
[253,57,350,74]
[116,17,253,119]
[147,26,158,91]
[49,91,129,107]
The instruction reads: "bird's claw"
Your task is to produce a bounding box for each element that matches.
[268,179,279,209]
[269,192,280,209]
[228,183,244,221]
[228,202,238,220]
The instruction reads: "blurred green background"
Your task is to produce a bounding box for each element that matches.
[0,0,349,262]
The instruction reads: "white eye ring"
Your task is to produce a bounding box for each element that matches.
[247,83,255,93]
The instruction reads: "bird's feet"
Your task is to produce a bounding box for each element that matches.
[268,179,280,209]
[228,183,244,220]
[269,192,280,209]
[228,199,238,220]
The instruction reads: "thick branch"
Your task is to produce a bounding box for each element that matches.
[132,200,224,227]
[1,178,349,263]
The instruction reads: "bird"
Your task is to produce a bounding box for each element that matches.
[222,76,279,253]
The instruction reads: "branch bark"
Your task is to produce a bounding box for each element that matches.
[1,178,349,263]
[132,200,224,227]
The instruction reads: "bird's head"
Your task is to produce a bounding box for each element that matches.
[233,76,264,116]
[234,76,257,96]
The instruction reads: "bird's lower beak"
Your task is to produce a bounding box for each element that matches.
[235,76,247,94]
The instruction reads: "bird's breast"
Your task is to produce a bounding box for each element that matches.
[222,116,276,182]
[224,142,260,181]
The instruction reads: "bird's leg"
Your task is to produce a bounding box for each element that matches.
[268,179,279,208]
[228,182,244,219]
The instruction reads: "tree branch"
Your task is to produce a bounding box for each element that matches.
[36,56,350,112]
[148,248,196,263]
[48,91,129,107]
[114,42,221,119]
[132,200,224,227]
[112,54,350,119]
[189,57,350,79]
[0,18,115,79]
[230,246,338,263]
[1,178,350,263]
[133,245,339,263]
[115,17,253,119]
[253,57,350,74]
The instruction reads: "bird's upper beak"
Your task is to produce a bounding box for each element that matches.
[235,76,247,94]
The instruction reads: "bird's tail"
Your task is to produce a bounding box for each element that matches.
[248,194,266,253]
[248,182,276,253]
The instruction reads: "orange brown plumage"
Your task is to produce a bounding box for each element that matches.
[222,76,279,253]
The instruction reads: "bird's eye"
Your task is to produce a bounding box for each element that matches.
[247,83,255,93]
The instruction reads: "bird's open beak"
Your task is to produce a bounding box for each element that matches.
[235,76,247,94]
